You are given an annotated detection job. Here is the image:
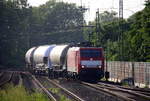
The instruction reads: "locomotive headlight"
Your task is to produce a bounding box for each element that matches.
[98,65,101,68]
[82,65,85,68]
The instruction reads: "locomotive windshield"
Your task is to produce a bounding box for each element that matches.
[80,49,102,58]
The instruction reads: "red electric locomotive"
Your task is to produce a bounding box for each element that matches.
[67,47,104,81]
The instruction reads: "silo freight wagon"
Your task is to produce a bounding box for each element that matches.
[32,45,55,74]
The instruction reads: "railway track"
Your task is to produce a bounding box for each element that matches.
[35,76,150,101]
[98,82,150,96]
[18,72,23,85]
[0,71,13,87]
[118,86,150,96]
[40,77,128,101]
[81,82,150,101]
[31,75,57,101]
[11,72,22,86]
[1,70,149,101]
[0,71,26,87]
[46,78,84,101]
[36,76,84,101]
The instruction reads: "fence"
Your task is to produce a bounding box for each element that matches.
[106,61,150,88]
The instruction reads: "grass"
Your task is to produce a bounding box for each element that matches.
[0,84,50,101]
[60,95,71,101]
[121,81,130,87]
[49,88,71,101]
[0,84,72,101]
[49,88,60,94]
[144,83,149,88]
[100,77,106,81]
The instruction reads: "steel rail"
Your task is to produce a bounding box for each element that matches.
[0,72,13,87]
[97,82,150,100]
[31,75,57,101]
[18,72,23,85]
[46,78,85,101]
[81,81,135,101]
[117,86,150,96]
[98,81,150,93]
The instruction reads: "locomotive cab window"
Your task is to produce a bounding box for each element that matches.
[80,49,101,58]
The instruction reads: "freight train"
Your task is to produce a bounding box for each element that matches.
[25,44,105,81]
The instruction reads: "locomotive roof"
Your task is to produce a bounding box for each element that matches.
[69,47,103,51]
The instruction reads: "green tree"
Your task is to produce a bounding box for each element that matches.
[29,1,84,46]
[0,0,31,66]
[126,0,150,61]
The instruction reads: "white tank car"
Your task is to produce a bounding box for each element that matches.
[25,47,36,66]
[50,45,70,71]
[33,45,55,70]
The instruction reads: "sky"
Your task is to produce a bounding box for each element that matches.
[28,0,146,21]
